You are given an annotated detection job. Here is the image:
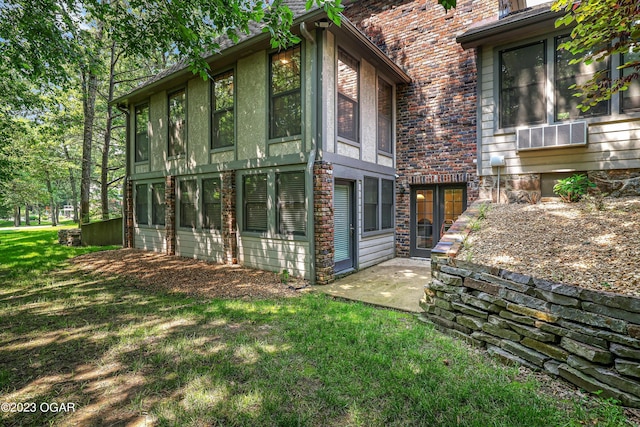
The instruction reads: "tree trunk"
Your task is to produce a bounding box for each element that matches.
[45,173,58,227]
[80,68,99,225]
[13,206,20,227]
[80,25,103,225]
[25,205,30,226]
[64,145,80,223]
[101,41,118,220]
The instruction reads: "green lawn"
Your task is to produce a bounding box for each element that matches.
[0,229,632,426]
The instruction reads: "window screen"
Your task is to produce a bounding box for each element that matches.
[363,177,378,232]
[500,41,546,128]
[135,103,149,162]
[278,172,306,236]
[244,174,268,232]
[203,178,222,230]
[179,180,197,229]
[270,46,301,139]
[212,71,234,148]
[168,89,186,157]
[151,183,165,226]
[338,49,359,141]
[381,179,394,229]
[135,184,148,225]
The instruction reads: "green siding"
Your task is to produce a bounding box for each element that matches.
[237,52,267,160]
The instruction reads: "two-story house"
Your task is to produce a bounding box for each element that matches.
[115,1,416,284]
[115,0,500,284]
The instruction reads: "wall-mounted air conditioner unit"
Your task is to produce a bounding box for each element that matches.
[516,122,587,152]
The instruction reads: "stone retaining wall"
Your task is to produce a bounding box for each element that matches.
[422,201,640,407]
[57,229,82,247]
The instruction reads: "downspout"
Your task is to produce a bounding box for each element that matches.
[301,21,318,283]
[117,103,131,247]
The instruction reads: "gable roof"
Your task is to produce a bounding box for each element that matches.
[457,2,561,49]
[114,1,410,106]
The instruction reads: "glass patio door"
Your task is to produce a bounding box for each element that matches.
[410,185,466,258]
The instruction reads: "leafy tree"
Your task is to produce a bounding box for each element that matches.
[552,0,639,110]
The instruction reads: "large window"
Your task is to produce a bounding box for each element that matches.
[179,180,197,229]
[364,177,394,233]
[381,179,394,229]
[338,49,359,141]
[555,35,609,120]
[212,71,234,149]
[135,103,149,162]
[135,184,148,225]
[243,174,268,232]
[151,183,165,226]
[270,46,301,139]
[202,178,222,230]
[621,51,640,113]
[277,172,305,236]
[499,41,546,128]
[377,78,393,153]
[363,177,378,232]
[168,89,186,157]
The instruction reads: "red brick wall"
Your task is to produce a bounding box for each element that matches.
[343,0,498,256]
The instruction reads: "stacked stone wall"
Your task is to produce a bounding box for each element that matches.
[222,170,237,264]
[423,202,640,407]
[314,161,334,285]
[479,168,640,203]
[165,175,176,256]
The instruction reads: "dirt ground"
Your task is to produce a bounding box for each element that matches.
[71,248,308,300]
[459,197,640,298]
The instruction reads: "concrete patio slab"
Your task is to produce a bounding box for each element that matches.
[315,258,431,312]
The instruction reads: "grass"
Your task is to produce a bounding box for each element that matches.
[0,229,633,426]
[0,218,77,228]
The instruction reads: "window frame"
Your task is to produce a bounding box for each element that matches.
[363,176,395,235]
[377,76,393,154]
[135,183,149,226]
[337,48,360,143]
[494,32,638,133]
[178,179,198,230]
[269,45,302,140]
[202,177,223,231]
[620,51,640,114]
[168,87,187,158]
[243,173,269,233]
[211,69,235,150]
[498,40,547,129]
[151,182,166,226]
[277,171,306,236]
[134,102,150,163]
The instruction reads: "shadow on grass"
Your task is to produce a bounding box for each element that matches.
[1,265,630,427]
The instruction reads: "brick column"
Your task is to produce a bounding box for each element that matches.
[124,180,134,248]
[165,175,176,255]
[314,161,334,285]
[222,170,237,264]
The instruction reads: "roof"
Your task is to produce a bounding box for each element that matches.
[114,0,410,106]
[456,2,562,49]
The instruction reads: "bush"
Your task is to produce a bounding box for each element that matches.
[553,173,596,202]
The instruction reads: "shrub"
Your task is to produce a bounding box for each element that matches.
[553,174,596,202]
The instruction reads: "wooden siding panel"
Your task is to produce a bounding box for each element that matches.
[134,227,166,253]
[175,230,225,263]
[237,236,311,280]
[359,233,394,269]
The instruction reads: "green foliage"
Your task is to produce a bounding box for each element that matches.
[553,174,597,203]
[552,0,640,111]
